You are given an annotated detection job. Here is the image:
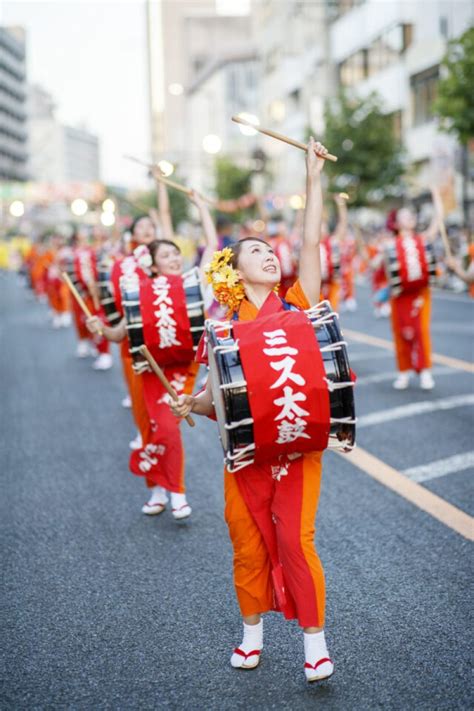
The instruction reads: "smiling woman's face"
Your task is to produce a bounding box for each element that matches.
[152,242,183,275]
[235,239,281,287]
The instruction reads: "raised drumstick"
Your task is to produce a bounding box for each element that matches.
[62,271,103,336]
[139,345,195,427]
[231,115,338,162]
[123,155,215,204]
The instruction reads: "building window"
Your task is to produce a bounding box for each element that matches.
[330,0,366,20]
[411,66,439,126]
[339,50,367,87]
[339,23,412,87]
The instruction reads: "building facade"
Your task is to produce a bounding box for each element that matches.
[328,0,473,218]
[0,27,27,181]
[28,84,100,184]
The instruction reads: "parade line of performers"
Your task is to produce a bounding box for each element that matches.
[23,136,468,684]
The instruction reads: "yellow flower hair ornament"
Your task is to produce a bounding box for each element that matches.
[204,247,246,315]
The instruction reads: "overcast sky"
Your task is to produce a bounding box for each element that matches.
[1,0,151,188]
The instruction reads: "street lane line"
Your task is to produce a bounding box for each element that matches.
[347,350,393,362]
[337,447,474,541]
[357,394,474,428]
[403,452,474,483]
[356,365,456,386]
[344,328,474,373]
[433,288,473,304]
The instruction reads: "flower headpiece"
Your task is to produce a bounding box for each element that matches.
[133,244,153,272]
[204,247,245,315]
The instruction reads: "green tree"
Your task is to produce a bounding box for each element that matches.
[433,27,474,227]
[322,91,405,206]
[433,27,474,144]
[214,156,252,200]
[109,179,189,231]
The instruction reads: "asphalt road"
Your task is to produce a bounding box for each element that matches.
[1,272,473,710]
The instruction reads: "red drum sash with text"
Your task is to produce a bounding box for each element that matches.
[233,311,330,462]
[140,274,194,366]
[396,234,429,294]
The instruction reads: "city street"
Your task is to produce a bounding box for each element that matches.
[1,272,473,710]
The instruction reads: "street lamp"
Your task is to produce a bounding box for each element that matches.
[71,198,88,216]
[100,212,115,227]
[9,200,24,217]
[168,83,184,96]
[102,198,115,213]
[236,112,260,136]
[202,134,222,154]
[158,160,174,177]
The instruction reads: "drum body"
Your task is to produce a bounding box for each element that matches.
[121,268,205,373]
[385,236,436,296]
[121,272,148,373]
[207,301,356,472]
[97,256,122,326]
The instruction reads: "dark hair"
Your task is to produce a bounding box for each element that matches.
[149,239,181,266]
[130,214,151,235]
[229,237,268,269]
[216,215,233,231]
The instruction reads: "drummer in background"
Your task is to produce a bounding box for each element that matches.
[170,139,335,683]
[87,189,217,519]
[387,190,443,391]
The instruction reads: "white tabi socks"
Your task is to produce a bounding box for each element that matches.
[170,492,192,520]
[230,620,263,669]
[304,630,334,682]
[141,485,168,515]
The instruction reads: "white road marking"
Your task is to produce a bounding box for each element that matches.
[403,452,474,483]
[356,366,456,386]
[357,393,474,428]
[344,328,474,373]
[338,447,474,541]
[347,350,393,362]
[433,288,473,304]
[431,322,474,335]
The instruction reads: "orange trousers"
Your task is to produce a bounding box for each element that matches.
[48,281,70,314]
[224,451,325,628]
[391,287,432,372]
[321,282,340,311]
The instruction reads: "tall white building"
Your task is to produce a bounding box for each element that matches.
[146,1,256,171]
[28,84,100,184]
[249,0,331,196]
[0,26,28,181]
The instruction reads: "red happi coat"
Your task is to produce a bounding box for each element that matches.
[128,272,199,492]
[390,234,432,372]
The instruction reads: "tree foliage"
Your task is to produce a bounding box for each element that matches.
[433,27,474,145]
[214,156,253,201]
[322,90,405,206]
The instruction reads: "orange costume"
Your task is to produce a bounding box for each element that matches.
[222,281,326,628]
[320,237,340,311]
[46,250,70,316]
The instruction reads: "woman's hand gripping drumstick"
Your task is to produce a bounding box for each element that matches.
[169,376,215,420]
[138,345,195,427]
[62,271,104,336]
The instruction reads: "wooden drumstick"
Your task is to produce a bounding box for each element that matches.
[138,345,195,427]
[438,220,452,260]
[231,115,338,162]
[61,271,103,336]
[123,154,215,205]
